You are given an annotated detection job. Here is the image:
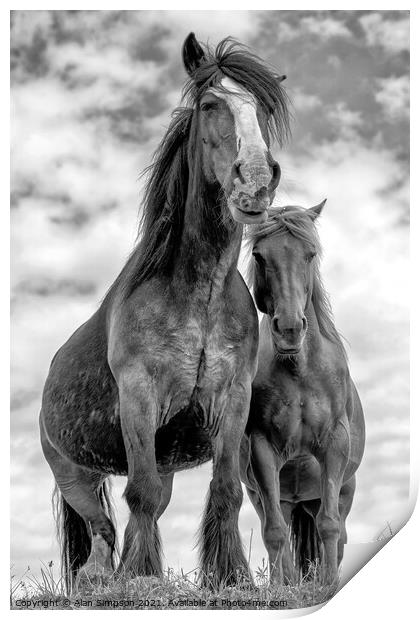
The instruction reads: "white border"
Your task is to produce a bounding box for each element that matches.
[4,3,416,618]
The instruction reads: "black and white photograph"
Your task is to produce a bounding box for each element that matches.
[10,9,410,611]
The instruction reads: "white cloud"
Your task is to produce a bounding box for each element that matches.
[273,21,300,43]
[49,41,164,90]
[11,10,53,43]
[327,54,342,70]
[291,88,322,112]
[301,16,352,39]
[375,75,409,120]
[360,12,409,54]
[273,16,352,44]
[326,102,364,140]
[158,10,257,47]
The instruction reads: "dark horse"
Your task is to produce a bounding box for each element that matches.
[240,202,365,584]
[39,33,289,591]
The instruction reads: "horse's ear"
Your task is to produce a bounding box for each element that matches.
[182,33,206,76]
[308,199,327,220]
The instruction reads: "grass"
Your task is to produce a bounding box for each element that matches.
[10,560,339,610]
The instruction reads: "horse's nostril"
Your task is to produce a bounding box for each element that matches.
[240,196,251,210]
[302,316,308,331]
[272,317,280,334]
[268,161,281,192]
[232,160,245,184]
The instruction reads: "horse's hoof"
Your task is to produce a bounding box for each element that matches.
[233,568,255,589]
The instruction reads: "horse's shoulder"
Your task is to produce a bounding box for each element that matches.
[249,369,283,426]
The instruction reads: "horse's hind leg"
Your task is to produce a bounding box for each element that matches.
[41,425,115,588]
[338,476,356,567]
[280,501,298,583]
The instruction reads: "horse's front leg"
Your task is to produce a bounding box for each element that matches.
[315,419,350,584]
[117,370,163,578]
[199,382,252,589]
[249,432,288,585]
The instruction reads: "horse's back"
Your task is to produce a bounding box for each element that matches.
[40,307,127,475]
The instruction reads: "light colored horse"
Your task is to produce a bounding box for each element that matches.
[241,202,365,584]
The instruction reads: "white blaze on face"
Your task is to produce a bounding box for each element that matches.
[208,77,267,157]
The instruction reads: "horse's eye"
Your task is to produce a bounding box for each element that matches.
[306,252,316,263]
[200,101,218,112]
[252,253,265,267]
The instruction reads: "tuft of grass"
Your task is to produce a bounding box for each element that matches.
[10,559,339,610]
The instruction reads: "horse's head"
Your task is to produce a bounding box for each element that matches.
[251,201,326,356]
[183,33,288,225]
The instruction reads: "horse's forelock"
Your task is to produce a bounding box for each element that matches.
[247,206,321,254]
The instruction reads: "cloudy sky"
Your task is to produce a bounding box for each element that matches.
[11,10,409,581]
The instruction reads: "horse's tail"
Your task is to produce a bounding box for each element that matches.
[52,480,117,593]
[290,502,322,578]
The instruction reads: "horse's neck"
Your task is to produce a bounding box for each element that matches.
[175,190,242,289]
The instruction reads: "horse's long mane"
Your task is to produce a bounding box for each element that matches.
[246,206,347,357]
[104,37,290,303]
[104,107,192,303]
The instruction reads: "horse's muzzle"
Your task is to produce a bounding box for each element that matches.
[227,155,280,225]
[229,187,273,224]
[271,316,308,355]
[230,199,269,224]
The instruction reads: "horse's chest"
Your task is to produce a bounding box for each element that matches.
[203,324,241,379]
[169,319,241,393]
[268,390,332,457]
[140,312,245,422]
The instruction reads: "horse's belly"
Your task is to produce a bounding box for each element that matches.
[155,406,213,474]
[279,457,322,501]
